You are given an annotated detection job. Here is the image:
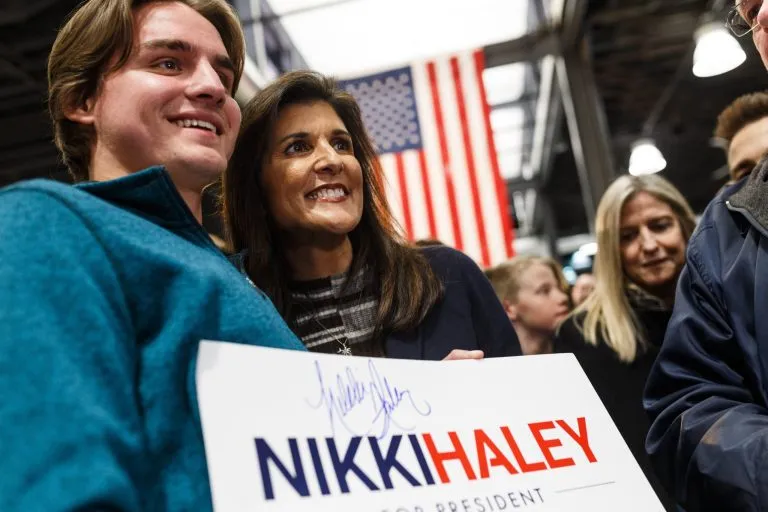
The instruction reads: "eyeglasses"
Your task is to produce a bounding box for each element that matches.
[727,0,763,37]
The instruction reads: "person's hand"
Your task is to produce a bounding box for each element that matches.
[442,349,484,361]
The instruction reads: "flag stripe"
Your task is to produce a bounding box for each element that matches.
[437,59,480,262]
[401,150,430,240]
[459,51,504,265]
[450,56,490,267]
[458,52,506,262]
[418,149,437,239]
[474,50,514,260]
[412,62,454,247]
[378,154,405,237]
[394,152,413,240]
[427,61,463,251]
[459,51,506,265]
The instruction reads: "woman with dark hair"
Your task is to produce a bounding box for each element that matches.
[223,71,520,360]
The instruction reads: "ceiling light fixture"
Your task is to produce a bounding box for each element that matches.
[693,21,746,77]
[628,139,667,176]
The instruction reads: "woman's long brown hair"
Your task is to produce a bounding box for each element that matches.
[222,71,443,349]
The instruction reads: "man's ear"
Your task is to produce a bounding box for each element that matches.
[502,299,518,322]
[64,97,96,125]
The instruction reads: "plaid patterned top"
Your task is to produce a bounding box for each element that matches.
[289,267,380,356]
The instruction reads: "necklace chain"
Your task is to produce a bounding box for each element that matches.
[293,268,372,357]
[309,311,352,355]
[296,293,353,356]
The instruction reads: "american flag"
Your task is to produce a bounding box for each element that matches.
[339,49,514,268]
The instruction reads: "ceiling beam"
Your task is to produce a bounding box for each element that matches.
[547,0,616,232]
[528,54,563,246]
[507,178,543,193]
[485,29,561,67]
[559,0,589,47]
[484,0,616,239]
[529,56,561,181]
[557,42,616,232]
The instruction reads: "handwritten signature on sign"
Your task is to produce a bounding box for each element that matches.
[306,359,432,439]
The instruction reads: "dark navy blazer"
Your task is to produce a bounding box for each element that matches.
[385,245,522,360]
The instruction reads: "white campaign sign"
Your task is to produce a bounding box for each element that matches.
[196,341,664,512]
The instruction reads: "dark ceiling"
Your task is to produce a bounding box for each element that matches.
[2,0,767,240]
[0,0,76,187]
[548,0,768,237]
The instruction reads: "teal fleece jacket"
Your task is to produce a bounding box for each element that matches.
[0,167,306,511]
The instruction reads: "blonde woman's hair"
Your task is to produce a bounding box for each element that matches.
[486,255,568,304]
[48,0,245,182]
[572,174,696,362]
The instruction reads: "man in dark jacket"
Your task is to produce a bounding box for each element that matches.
[643,168,768,510]
[644,5,768,511]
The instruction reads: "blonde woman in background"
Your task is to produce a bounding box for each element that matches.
[555,174,696,511]
[486,256,570,355]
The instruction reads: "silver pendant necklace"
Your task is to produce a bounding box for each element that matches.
[297,298,354,356]
[310,312,353,355]
[337,340,353,356]
[294,269,369,357]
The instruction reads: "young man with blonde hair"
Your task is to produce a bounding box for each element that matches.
[0,0,304,509]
